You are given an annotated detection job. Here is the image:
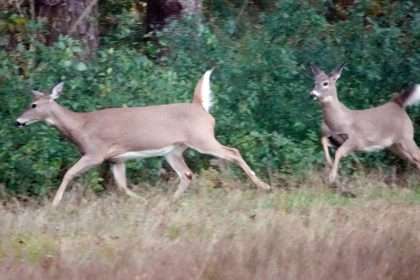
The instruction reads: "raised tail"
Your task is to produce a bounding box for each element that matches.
[192,69,214,112]
[393,84,420,108]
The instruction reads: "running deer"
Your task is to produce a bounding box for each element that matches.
[310,64,420,184]
[16,70,271,206]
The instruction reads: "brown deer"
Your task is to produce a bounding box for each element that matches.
[16,70,271,206]
[310,64,420,184]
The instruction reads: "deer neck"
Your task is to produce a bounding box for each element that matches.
[320,95,350,131]
[47,103,85,143]
[321,94,343,111]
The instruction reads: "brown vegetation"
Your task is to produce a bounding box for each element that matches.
[0,171,420,279]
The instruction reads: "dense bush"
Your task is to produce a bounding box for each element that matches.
[1,0,420,195]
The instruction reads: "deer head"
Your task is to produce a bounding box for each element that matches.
[16,82,64,127]
[310,64,345,102]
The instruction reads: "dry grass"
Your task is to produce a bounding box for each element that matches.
[1,170,420,279]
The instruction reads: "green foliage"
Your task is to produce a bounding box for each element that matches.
[1,1,420,195]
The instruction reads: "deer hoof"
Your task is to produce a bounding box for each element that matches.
[51,200,60,208]
[127,191,144,200]
[259,182,271,191]
[340,190,356,198]
[328,174,336,185]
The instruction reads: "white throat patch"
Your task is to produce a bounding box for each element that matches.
[321,96,333,103]
[45,118,56,126]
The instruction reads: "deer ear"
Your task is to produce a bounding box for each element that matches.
[331,64,345,80]
[50,82,64,100]
[32,90,45,98]
[310,64,323,76]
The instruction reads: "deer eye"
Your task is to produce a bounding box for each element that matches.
[322,81,329,87]
[31,104,37,108]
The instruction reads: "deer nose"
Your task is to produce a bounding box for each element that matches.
[310,90,320,100]
[15,121,25,127]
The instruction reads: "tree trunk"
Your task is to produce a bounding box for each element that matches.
[326,0,356,21]
[35,0,99,56]
[145,0,202,32]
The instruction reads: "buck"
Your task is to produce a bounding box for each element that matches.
[16,70,271,206]
[310,64,420,184]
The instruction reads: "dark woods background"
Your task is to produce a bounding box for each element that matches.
[0,0,420,196]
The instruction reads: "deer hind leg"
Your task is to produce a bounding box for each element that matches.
[165,146,193,200]
[393,140,420,170]
[110,162,140,199]
[186,139,271,190]
[52,155,104,207]
[389,144,408,160]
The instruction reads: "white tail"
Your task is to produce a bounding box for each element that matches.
[395,84,420,107]
[310,64,420,189]
[16,71,270,206]
[193,69,213,112]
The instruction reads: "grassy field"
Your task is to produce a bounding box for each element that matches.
[1,170,420,280]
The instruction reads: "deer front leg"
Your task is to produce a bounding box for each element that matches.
[52,155,104,207]
[328,141,354,184]
[321,136,333,167]
[165,147,193,200]
[110,162,141,199]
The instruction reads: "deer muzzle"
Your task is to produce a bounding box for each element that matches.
[310,90,321,100]
[15,120,26,127]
